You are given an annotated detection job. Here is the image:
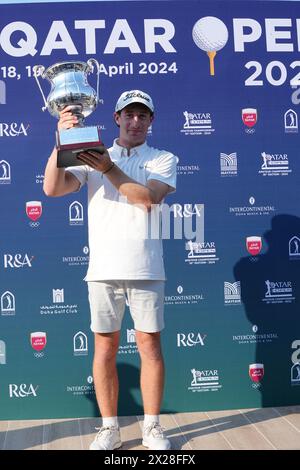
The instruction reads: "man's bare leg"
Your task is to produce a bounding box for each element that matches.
[93,331,120,417]
[135,331,164,414]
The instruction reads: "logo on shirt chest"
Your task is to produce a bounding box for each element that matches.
[139,162,155,172]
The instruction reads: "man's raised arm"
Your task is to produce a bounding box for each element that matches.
[43,106,81,197]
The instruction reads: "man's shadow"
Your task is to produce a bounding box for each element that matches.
[234,214,300,407]
[86,362,175,416]
[85,363,144,416]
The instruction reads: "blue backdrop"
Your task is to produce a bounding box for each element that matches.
[0,0,300,419]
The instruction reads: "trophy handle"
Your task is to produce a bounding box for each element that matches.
[33,65,48,111]
[87,59,100,104]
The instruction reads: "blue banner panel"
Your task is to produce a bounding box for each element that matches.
[0,0,300,419]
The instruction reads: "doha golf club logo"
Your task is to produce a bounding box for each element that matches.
[192,17,229,76]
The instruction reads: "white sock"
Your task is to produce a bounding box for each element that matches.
[102,416,119,428]
[143,414,160,429]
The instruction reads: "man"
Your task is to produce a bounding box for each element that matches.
[43,90,177,450]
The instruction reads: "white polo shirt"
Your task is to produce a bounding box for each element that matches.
[67,139,177,281]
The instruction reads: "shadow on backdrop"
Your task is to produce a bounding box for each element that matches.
[234,214,300,407]
[84,362,144,416]
[86,362,175,416]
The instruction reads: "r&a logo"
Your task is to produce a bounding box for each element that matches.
[4,254,34,268]
[0,122,29,137]
[177,332,206,347]
[9,383,38,398]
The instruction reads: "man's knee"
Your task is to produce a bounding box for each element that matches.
[135,331,162,361]
[94,331,120,362]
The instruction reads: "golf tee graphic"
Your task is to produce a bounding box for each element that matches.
[192,17,229,75]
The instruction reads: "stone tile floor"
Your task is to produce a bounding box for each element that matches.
[1,406,299,450]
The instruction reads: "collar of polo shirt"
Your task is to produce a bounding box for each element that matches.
[113,139,148,158]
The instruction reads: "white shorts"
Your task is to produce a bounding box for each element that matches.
[88,280,165,333]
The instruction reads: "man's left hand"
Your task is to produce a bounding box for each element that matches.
[77,148,113,173]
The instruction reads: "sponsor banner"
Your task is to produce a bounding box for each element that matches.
[249,366,264,383]
[188,368,222,393]
[1,0,300,420]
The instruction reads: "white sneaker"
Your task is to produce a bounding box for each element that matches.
[142,423,171,450]
[89,426,122,450]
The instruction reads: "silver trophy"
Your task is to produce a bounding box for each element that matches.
[33,59,102,167]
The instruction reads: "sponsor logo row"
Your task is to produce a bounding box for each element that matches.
[182,108,298,135]
[2,359,300,399]
[0,326,285,364]
[1,249,89,269]
[0,149,297,188]
[0,328,298,357]
[0,109,298,140]
[186,235,300,264]
[1,234,300,272]
[1,274,299,320]
[0,196,278,223]
[179,151,294,178]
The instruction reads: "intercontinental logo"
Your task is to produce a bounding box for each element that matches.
[66,376,95,396]
[181,111,214,135]
[220,152,237,176]
[185,240,219,265]
[262,280,295,304]
[164,285,204,306]
[62,246,89,267]
[177,163,200,177]
[259,151,291,176]
[232,324,278,345]
[188,368,222,393]
[229,196,275,217]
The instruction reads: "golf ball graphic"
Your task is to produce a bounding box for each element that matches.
[192,17,229,75]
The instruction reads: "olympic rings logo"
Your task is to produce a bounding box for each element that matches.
[251,383,261,390]
[34,352,44,358]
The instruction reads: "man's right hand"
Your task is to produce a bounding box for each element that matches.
[58,106,79,131]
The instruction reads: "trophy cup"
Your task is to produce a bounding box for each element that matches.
[33,59,102,167]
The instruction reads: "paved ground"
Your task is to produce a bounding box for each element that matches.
[1,406,300,450]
